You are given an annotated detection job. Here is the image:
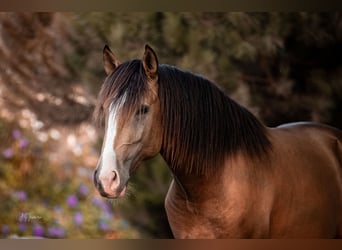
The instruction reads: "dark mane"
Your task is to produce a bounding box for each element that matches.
[158,65,271,175]
[94,60,148,124]
[94,60,271,175]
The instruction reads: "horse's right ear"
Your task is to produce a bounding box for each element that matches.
[103,45,120,76]
[142,44,158,81]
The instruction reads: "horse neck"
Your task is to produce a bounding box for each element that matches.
[167,152,269,205]
[170,165,225,203]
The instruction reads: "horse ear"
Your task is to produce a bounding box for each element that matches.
[103,45,120,76]
[142,44,158,81]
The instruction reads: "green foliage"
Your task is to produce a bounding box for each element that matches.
[70,13,341,125]
[117,155,173,238]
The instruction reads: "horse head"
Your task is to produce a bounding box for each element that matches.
[93,45,162,198]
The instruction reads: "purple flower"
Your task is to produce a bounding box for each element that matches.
[18,212,29,223]
[18,222,26,232]
[2,224,10,236]
[48,226,66,238]
[101,201,111,213]
[14,190,27,201]
[19,138,29,149]
[66,194,78,207]
[2,148,13,159]
[91,197,103,207]
[32,224,44,237]
[12,129,21,139]
[98,220,109,231]
[78,184,89,196]
[100,203,114,220]
[102,203,115,218]
[74,212,83,226]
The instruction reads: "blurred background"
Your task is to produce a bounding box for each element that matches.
[0,12,341,239]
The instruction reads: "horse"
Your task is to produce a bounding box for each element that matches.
[93,44,342,238]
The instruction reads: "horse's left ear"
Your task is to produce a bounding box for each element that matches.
[142,44,158,81]
[103,45,120,76]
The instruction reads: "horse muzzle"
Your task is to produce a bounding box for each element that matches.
[93,168,127,199]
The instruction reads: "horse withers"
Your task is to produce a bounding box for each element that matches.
[93,44,342,238]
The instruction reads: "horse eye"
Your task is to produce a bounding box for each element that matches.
[136,105,150,116]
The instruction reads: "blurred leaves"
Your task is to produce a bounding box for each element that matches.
[0,13,94,127]
[1,12,340,128]
[70,12,342,129]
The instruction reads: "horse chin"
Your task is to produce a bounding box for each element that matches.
[116,184,127,198]
[104,184,127,199]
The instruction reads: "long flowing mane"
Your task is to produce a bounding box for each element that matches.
[158,65,271,175]
[94,60,271,175]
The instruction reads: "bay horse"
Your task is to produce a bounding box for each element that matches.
[93,44,342,238]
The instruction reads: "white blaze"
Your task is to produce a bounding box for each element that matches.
[99,103,118,179]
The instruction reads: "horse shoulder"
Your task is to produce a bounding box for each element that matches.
[165,180,226,238]
[164,180,201,238]
[165,166,273,238]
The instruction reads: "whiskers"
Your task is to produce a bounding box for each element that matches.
[106,182,136,206]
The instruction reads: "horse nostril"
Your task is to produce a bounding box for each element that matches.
[112,170,117,181]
